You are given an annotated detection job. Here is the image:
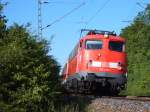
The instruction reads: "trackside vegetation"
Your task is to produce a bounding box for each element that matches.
[120,4,150,96]
[0,2,150,112]
[0,3,61,112]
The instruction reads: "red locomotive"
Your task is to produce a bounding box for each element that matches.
[62,29,127,95]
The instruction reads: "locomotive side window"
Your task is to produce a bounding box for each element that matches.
[86,40,102,50]
[109,41,124,52]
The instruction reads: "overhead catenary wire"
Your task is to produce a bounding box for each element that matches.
[136,2,145,9]
[47,1,81,4]
[85,0,111,27]
[42,2,86,30]
[121,2,136,24]
[122,2,148,23]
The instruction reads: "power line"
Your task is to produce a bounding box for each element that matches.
[42,2,86,30]
[47,1,81,4]
[121,20,132,23]
[136,2,145,8]
[86,0,111,26]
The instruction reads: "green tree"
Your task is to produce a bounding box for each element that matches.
[0,3,61,112]
[0,3,7,40]
[120,4,150,96]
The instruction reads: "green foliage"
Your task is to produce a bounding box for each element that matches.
[55,96,90,112]
[120,4,150,96]
[0,3,7,39]
[0,4,61,112]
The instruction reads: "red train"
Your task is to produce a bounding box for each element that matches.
[62,29,127,95]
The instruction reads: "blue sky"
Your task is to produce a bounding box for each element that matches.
[3,0,149,67]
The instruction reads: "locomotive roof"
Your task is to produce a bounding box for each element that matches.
[80,29,126,42]
[81,33,126,42]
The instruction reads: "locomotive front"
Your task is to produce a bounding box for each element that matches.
[62,29,127,95]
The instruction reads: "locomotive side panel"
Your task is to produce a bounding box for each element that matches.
[67,44,79,76]
[68,56,77,76]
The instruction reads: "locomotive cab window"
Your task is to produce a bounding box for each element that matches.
[86,40,102,49]
[109,41,124,52]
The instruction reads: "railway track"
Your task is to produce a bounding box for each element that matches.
[65,93,150,102]
[101,96,150,102]
[88,96,150,112]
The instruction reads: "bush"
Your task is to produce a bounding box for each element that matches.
[0,5,61,111]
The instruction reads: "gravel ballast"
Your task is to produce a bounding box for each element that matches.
[88,98,150,112]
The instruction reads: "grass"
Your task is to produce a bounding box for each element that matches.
[53,95,92,112]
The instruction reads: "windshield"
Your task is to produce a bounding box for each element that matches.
[86,40,102,49]
[109,41,124,52]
